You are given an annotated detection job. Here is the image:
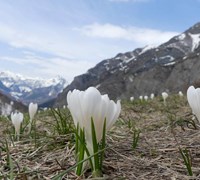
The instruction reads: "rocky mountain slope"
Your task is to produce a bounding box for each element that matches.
[54,22,200,106]
[0,91,27,116]
[0,71,67,105]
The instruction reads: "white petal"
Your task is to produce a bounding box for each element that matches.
[195,88,200,121]
[82,87,101,132]
[68,89,83,127]
[187,86,198,114]
[29,102,38,120]
[92,98,107,142]
[107,100,121,130]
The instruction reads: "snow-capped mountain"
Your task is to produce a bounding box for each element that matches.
[55,22,200,106]
[0,71,67,105]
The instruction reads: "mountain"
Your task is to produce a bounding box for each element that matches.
[0,91,27,116]
[0,71,67,105]
[54,22,200,106]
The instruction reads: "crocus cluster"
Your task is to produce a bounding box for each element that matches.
[67,87,121,144]
[67,87,121,175]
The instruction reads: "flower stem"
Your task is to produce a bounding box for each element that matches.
[92,169,103,177]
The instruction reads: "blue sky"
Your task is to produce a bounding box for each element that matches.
[0,0,199,82]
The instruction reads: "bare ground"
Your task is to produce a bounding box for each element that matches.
[1,95,200,180]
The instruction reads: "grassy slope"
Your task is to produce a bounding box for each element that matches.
[0,95,200,179]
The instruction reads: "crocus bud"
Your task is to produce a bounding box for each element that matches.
[150,93,154,99]
[29,102,38,121]
[162,92,168,105]
[11,112,24,137]
[144,95,148,101]
[179,91,183,97]
[130,97,134,102]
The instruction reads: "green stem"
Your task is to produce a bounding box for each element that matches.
[91,118,100,171]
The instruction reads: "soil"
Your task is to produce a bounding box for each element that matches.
[1,95,200,180]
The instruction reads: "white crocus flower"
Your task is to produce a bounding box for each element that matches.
[67,87,121,144]
[130,96,134,102]
[28,102,38,133]
[68,88,120,159]
[187,86,200,121]
[179,91,183,97]
[139,96,143,101]
[11,112,24,139]
[150,93,154,99]
[29,102,38,121]
[144,95,148,101]
[162,92,168,105]
[67,87,121,175]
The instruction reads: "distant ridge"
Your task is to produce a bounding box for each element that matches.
[0,71,67,105]
[54,22,200,106]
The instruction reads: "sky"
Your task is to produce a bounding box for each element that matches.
[0,0,199,83]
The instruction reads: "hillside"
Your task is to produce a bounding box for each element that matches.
[0,91,27,115]
[55,22,200,107]
[1,95,200,179]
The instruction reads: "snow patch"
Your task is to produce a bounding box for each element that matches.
[110,69,117,74]
[125,56,135,63]
[10,92,23,98]
[48,92,52,96]
[104,61,110,71]
[2,81,13,88]
[160,55,175,62]
[139,45,156,55]
[19,86,32,93]
[189,33,200,51]
[129,75,134,82]
[178,33,186,40]
[164,62,176,66]
[118,62,127,71]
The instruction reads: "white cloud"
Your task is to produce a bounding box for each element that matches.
[0,22,125,63]
[0,22,179,83]
[79,23,179,46]
[0,55,95,82]
[0,23,76,59]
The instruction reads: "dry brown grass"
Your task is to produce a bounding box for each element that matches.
[1,95,200,179]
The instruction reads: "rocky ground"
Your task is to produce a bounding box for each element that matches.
[1,95,200,180]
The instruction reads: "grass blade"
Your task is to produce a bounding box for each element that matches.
[91,117,100,170]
